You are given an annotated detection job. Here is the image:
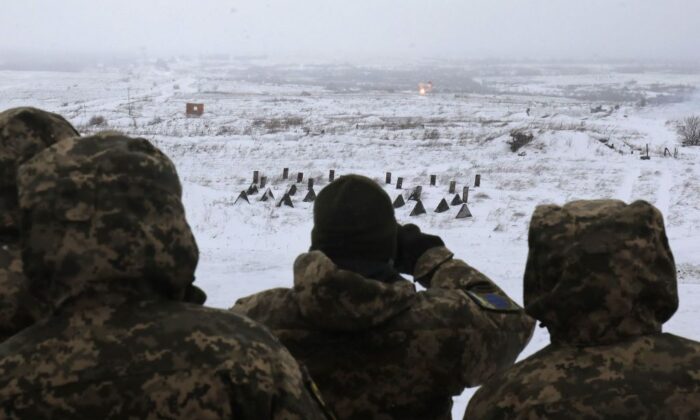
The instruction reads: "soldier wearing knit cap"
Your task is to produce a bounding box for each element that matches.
[0,107,79,342]
[310,175,402,281]
[234,174,534,420]
[311,175,397,262]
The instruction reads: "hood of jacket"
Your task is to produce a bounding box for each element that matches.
[293,251,416,331]
[17,133,200,309]
[524,199,677,346]
[0,107,79,240]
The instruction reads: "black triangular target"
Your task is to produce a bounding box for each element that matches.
[408,186,422,201]
[303,187,316,202]
[259,188,275,202]
[393,194,405,209]
[456,204,472,219]
[246,184,259,195]
[435,198,450,213]
[288,184,297,196]
[277,193,294,208]
[451,194,462,206]
[410,200,426,216]
[234,191,249,205]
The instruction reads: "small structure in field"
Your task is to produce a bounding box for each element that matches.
[303,187,317,203]
[408,186,422,201]
[456,204,473,219]
[234,191,249,205]
[277,193,294,208]
[186,103,204,117]
[410,200,426,216]
[435,199,450,213]
[259,189,275,202]
[393,195,406,209]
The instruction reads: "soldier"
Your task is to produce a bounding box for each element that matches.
[0,133,333,419]
[464,200,700,419]
[0,107,79,342]
[232,174,535,420]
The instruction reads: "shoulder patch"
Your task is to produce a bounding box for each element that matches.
[302,367,337,420]
[465,290,522,312]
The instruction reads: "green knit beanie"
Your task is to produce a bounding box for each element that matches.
[311,175,398,262]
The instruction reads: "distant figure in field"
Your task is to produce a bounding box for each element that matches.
[0,107,79,342]
[233,174,535,420]
[465,200,700,419]
[0,133,333,419]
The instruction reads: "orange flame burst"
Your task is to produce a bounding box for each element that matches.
[418,81,433,96]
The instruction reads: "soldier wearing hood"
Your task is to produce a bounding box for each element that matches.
[0,133,333,419]
[232,174,535,420]
[0,107,79,342]
[464,200,700,419]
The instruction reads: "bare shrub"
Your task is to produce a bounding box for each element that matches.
[88,115,107,127]
[216,126,235,135]
[284,117,304,126]
[384,117,424,130]
[148,116,163,126]
[678,116,700,146]
[252,117,305,133]
[508,130,534,152]
[423,129,440,140]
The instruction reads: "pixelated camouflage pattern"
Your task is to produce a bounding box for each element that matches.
[464,200,700,419]
[524,199,677,345]
[0,134,333,419]
[17,132,199,309]
[0,244,38,342]
[415,247,523,312]
[233,248,534,420]
[0,291,335,419]
[0,107,79,231]
[464,334,700,419]
[0,107,78,342]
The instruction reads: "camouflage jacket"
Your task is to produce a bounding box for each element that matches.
[0,133,333,420]
[0,243,35,342]
[233,247,535,420]
[0,285,333,420]
[0,107,79,342]
[465,200,700,419]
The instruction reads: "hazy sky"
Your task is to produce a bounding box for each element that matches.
[2,0,699,62]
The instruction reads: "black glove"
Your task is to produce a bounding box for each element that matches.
[394,224,445,276]
[183,285,207,305]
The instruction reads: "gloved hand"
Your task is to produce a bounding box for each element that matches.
[394,223,445,276]
[183,285,207,305]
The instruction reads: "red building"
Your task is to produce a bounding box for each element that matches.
[186,103,204,117]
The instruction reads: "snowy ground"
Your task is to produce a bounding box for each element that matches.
[2,59,699,418]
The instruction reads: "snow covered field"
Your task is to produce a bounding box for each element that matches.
[2,59,699,418]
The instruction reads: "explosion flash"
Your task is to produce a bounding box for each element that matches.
[418,81,433,96]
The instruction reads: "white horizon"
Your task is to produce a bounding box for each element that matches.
[2,0,700,63]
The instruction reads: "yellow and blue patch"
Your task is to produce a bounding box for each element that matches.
[466,290,521,312]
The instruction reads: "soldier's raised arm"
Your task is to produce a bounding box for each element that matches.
[394,223,535,386]
[231,176,534,419]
